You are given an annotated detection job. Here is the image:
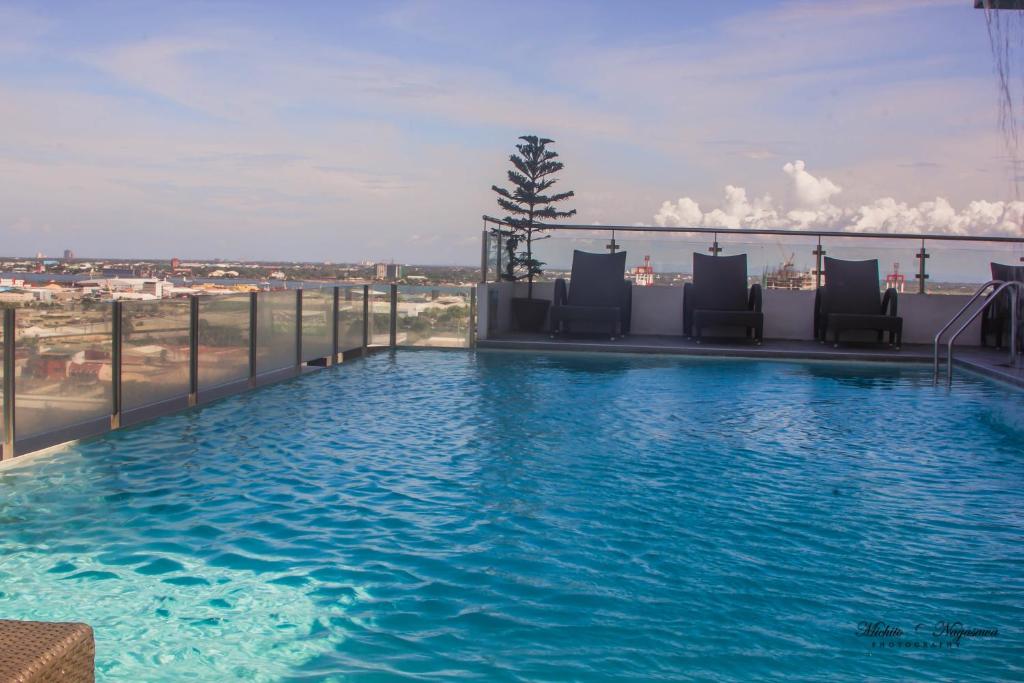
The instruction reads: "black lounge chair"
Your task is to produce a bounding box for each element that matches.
[814,257,902,349]
[981,262,1024,350]
[683,253,763,344]
[550,250,632,339]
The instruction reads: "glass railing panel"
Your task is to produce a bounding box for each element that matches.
[724,233,820,291]
[716,234,768,286]
[490,230,504,283]
[0,311,4,447]
[13,303,113,440]
[926,240,1024,295]
[198,294,250,391]
[397,286,471,347]
[301,288,333,362]
[531,233,608,282]
[256,290,297,374]
[338,286,365,352]
[822,236,920,295]
[368,285,391,346]
[122,299,190,411]
[531,231,711,287]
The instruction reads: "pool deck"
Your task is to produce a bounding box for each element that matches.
[478,333,1024,388]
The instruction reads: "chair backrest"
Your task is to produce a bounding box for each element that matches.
[990,262,1024,314]
[692,252,748,310]
[823,257,881,314]
[567,250,627,307]
[991,262,1024,283]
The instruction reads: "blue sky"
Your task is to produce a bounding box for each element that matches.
[0,0,1018,263]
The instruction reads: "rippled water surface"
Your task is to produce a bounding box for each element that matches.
[1,350,1022,681]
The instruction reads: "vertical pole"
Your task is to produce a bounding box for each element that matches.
[389,283,398,347]
[709,233,722,256]
[480,229,489,284]
[295,289,303,369]
[2,308,15,460]
[812,238,826,290]
[331,286,340,365]
[248,292,258,387]
[110,301,122,429]
[362,284,369,348]
[916,240,929,294]
[469,286,477,348]
[188,295,199,407]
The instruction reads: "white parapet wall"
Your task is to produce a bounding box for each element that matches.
[477,281,985,346]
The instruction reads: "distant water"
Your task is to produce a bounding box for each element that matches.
[0,351,1021,681]
[0,271,347,289]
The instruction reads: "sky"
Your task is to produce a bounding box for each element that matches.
[0,0,1021,264]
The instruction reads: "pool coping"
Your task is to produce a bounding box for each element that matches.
[477,335,1024,389]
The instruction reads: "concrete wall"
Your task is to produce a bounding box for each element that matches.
[477,281,984,346]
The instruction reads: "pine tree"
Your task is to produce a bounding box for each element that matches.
[492,135,576,298]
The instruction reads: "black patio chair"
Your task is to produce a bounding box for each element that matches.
[683,253,763,344]
[981,262,1024,350]
[550,250,632,340]
[814,257,902,349]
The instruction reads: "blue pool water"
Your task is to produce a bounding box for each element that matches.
[1,350,1022,681]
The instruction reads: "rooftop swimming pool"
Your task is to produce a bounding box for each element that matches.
[0,350,1021,681]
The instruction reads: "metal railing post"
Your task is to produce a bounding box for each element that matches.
[331,286,340,365]
[812,239,826,289]
[389,283,398,347]
[188,295,199,406]
[295,289,303,369]
[916,240,929,294]
[362,284,369,348]
[110,301,122,430]
[248,292,258,387]
[2,308,15,460]
[469,286,477,348]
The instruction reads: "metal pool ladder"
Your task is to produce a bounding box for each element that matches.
[933,280,1022,386]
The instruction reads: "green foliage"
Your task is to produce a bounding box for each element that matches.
[491,135,575,298]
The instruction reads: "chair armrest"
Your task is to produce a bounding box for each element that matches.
[683,282,694,336]
[881,288,898,317]
[553,278,568,307]
[813,286,824,340]
[748,283,763,313]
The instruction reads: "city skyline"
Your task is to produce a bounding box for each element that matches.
[1,0,1020,264]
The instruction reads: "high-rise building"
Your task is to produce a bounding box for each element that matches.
[63,249,75,261]
[375,263,403,280]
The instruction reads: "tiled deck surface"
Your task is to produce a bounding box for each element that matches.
[478,333,1024,389]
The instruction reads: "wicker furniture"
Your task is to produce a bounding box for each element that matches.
[0,620,95,683]
[814,257,902,349]
[683,252,764,344]
[550,250,632,340]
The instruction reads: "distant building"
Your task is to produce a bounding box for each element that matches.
[375,263,403,280]
[171,257,180,270]
[63,249,75,261]
[102,267,136,278]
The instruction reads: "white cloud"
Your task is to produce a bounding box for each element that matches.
[783,160,842,207]
[654,160,1024,236]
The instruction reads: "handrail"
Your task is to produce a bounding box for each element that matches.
[936,280,1022,387]
[932,280,1002,384]
[482,215,1024,244]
